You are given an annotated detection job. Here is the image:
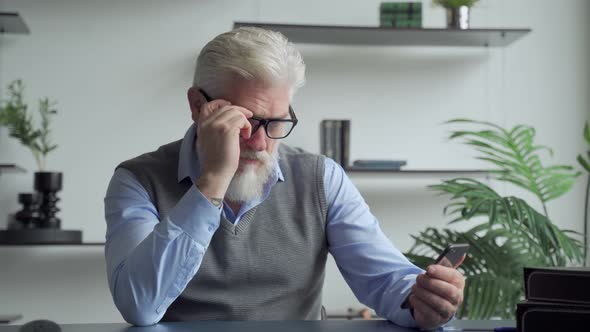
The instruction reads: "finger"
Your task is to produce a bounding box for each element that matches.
[206,105,253,123]
[409,294,447,327]
[426,265,466,289]
[208,107,247,124]
[411,283,457,321]
[200,104,234,124]
[219,105,253,118]
[224,113,252,139]
[416,274,463,306]
[200,105,250,128]
[240,122,252,140]
[200,99,232,118]
[208,111,252,137]
[210,106,253,138]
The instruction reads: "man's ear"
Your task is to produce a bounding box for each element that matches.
[187,87,206,123]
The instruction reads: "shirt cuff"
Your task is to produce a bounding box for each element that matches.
[388,274,420,328]
[167,184,222,248]
[395,308,417,328]
[390,273,456,329]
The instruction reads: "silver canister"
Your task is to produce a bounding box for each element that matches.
[446,6,470,29]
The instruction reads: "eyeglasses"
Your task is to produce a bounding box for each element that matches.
[200,89,298,139]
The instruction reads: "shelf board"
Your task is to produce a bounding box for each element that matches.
[0,164,27,174]
[0,314,22,324]
[0,12,30,34]
[0,242,105,246]
[345,167,494,176]
[233,22,531,47]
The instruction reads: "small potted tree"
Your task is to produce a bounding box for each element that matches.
[433,0,480,29]
[0,80,80,244]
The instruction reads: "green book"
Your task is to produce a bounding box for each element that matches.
[380,13,422,21]
[380,18,422,28]
[380,24,422,28]
[380,14,422,27]
[380,8,422,16]
[380,2,422,13]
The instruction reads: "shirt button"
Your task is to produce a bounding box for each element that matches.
[208,225,215,232]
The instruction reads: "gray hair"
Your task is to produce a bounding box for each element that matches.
[193,27,306,100]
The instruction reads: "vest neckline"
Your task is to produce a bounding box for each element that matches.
[219,206,259,235]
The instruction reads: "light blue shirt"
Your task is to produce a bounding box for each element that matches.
[104,125,423,326]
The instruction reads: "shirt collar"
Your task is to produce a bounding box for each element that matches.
[177,124,284,184]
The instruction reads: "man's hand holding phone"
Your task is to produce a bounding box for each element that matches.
[408,244,468,330]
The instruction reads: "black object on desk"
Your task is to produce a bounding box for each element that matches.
[0,320,515,332]
[19,320,61,332]
[524,266,590,304]
[517,301,590,332]
[518,267,590,332]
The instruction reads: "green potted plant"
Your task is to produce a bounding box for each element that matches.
[405,119,584,319]
[0,79,62,229]
[433,0,481,29]
[577,122,590,263]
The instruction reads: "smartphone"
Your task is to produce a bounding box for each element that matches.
[434,243,470,269]
[400,244,470,309]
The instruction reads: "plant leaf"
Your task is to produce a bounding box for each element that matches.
[0,79,58,170]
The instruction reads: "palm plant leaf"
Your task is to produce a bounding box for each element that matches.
[429,178,584,266]
[446,119,580,214]
[578,122,590,173]
[579,154,590,173]
[462,272,522,319]
[408,119,584,320]
[408,176,583,318]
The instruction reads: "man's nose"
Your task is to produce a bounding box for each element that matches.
[243,125,267,151]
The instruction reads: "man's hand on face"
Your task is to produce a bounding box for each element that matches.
[408,265,465,330]
[195,97,253,200]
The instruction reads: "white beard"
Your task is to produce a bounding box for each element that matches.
[224,147,278,203]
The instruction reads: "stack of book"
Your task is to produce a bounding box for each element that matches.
[320,119,350,167]
[517,267,590,332]
[379,2,422,28]
[348,160,407,171]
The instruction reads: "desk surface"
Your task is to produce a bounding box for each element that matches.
[0,320,516,332]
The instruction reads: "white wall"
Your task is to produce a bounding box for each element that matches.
[1,0,589,324]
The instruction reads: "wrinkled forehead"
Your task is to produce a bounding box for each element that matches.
[222,79,291,119]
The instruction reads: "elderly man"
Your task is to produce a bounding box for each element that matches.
[104,27,464,329]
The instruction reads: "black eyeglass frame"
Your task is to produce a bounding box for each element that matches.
[199,89,298,139]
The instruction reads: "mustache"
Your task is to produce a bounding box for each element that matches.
[240,150,271,160]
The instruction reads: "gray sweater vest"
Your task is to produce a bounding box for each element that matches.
[118,140,329,320]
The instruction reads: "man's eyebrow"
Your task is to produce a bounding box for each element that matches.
[251,112,290,120]
[199,90,291,120]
